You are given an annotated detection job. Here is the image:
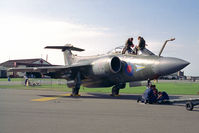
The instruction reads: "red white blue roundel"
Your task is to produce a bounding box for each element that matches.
[125,63,134,76]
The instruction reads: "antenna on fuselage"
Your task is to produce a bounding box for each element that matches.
[158,38,175,57]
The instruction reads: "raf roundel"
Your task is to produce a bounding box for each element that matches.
[125,63,134,76]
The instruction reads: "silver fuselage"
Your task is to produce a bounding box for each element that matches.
[69,53,189,88]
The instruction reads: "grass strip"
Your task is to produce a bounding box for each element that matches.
[0,82,198,95]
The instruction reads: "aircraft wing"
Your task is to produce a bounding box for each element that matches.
[8,63,91,73]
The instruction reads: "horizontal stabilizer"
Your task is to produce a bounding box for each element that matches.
[45,44,85,52]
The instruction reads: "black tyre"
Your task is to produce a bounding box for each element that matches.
[144,100,148,104]
[111,86,119,96]
[186,102,194,111]
[137,96,141,103]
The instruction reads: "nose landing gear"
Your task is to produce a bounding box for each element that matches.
[111,83,126,96]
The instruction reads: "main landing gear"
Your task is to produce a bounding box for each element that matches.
[71,72,81,96]
[72,84,80,96]
[111,83,126,96]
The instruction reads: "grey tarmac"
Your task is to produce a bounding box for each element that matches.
[0,88,199,133]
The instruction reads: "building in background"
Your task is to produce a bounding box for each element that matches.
[159,71,187,80]
[0,58,52,78]
[0,66,7,78]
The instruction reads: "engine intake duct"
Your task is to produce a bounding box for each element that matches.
[91,56,121,76]
[110,56,121,73]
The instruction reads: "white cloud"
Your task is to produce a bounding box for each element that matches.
[0,15,192,74]
[0,16,112,65]
[0,16,182,65]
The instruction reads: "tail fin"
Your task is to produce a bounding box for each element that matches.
[45,44,84,65]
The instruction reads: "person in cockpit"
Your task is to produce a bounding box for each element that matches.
[122,38,135,54]
[135,36,146,54]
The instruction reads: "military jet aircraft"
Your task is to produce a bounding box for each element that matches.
[9,38,190,96]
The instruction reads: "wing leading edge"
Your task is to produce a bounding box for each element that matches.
[8,63,91,73]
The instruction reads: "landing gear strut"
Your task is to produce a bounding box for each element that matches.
[71,72,81,96]
[111,83,126,96]
[72,84,80,96]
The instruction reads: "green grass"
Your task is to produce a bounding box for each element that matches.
[154,82,199,95]
[81,82,199,95]
[122,82,199,95]
[0,78,24,81]
[0,80,199,95]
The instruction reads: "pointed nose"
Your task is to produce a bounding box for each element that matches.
[156,57,190,76]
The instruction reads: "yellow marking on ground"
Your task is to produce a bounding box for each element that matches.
[59,93,72,96]
[32,97,58,102]
[31,93,73,102]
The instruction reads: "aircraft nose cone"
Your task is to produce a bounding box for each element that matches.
[157,57,190,76]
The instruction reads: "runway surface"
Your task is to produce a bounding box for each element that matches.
[0,88,199,133]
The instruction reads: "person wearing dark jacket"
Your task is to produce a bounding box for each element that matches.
[157,91,169,103]
[122,38,134,54]
[139,84,157,104]
[138,36,146,50]
[135,36,146,54]
[148,85,158,104]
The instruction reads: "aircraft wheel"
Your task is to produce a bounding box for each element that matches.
[72,85,80,96]
[186,102,194,111]
[111,86,120,96]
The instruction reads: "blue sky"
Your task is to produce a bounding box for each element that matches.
[0,0,198,76]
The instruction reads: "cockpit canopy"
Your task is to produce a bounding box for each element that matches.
[107,46,155,56]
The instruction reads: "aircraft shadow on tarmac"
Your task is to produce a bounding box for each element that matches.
[39,93,139,100]
[38,93,181,101]
[37,93,199,111]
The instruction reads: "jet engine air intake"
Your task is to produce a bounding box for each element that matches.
[91,56,121,76]
[111,56,121,73]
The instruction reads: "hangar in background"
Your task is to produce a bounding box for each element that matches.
[0,58,52,78]
[0,66,7,78]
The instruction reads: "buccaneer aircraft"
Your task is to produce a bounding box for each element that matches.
[9,38,189,96]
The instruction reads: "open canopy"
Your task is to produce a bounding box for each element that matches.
[107,46,155,56]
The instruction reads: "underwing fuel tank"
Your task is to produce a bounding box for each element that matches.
[154,57,190,76]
